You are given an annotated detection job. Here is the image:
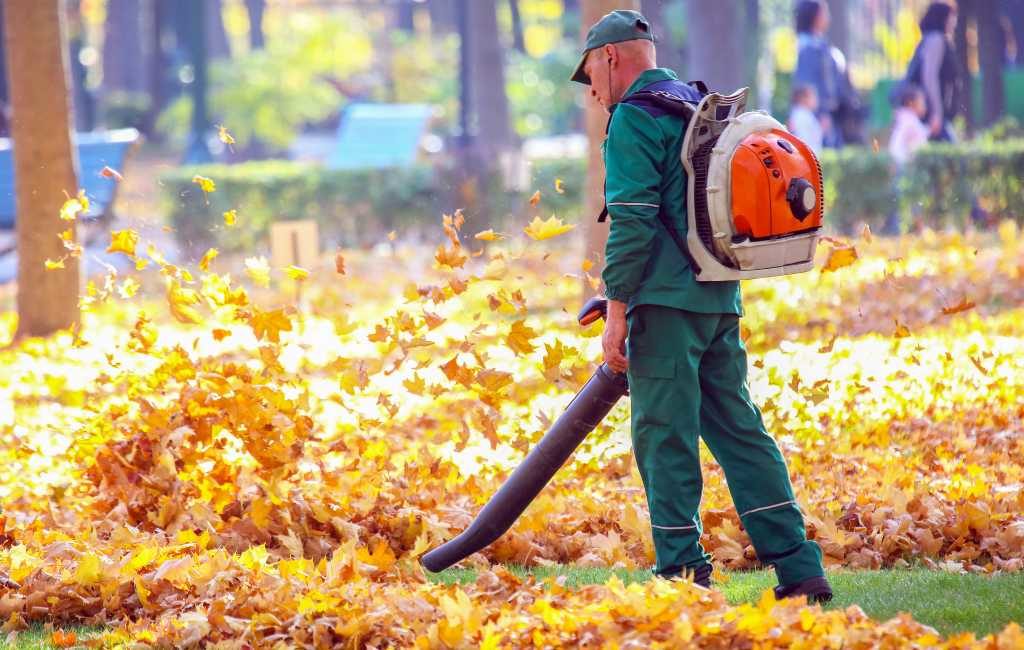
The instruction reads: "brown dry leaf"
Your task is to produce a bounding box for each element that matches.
[941,298,976,315]
[529,190,541,207]
[335,252,346,275]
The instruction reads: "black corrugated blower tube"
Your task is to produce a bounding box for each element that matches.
[419,298,628,573]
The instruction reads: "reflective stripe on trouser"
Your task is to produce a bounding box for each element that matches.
[625,305,824,586]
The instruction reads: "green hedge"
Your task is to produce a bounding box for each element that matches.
[162,139,1024,253]
[162,159,585,254]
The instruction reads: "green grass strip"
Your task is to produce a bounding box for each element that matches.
[428,566,1024,638]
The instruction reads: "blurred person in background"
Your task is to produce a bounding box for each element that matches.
[793,0,864,148]
[884,84,930,234]
[902,2,962,142]
[788,84,823,154]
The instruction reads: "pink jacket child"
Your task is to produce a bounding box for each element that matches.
[889,85,930,166]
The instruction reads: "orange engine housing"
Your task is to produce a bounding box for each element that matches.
[730,129,823,241]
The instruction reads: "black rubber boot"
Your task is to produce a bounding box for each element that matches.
[774,575,833,603]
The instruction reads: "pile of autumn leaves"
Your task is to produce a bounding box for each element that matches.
[1,210,1023,647]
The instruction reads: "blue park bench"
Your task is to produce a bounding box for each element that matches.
[326,103,433,170]
[0,128,140,230]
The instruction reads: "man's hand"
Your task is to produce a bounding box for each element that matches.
[602,299,629,373]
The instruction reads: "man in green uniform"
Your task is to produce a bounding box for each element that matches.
[570,9,832,602]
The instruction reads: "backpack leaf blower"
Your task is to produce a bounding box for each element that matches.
[420,297,628,573]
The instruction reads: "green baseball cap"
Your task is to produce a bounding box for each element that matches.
[570,10,655,85]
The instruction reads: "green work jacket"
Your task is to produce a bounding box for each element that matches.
[601,68,742,316]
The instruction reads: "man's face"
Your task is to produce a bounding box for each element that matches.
[583,45,615,111]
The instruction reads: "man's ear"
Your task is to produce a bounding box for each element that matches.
[604,43,616,66]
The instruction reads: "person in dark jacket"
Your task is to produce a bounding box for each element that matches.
[793,0,864,147]
[906,2,961,142]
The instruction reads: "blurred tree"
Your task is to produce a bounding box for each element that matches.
[206,0,231,60]
[3,0,80,337]
[183,0,212,163]
[510,0,526,53]
[976,0,1007,126]
[685,0,743,91]
[563,0,580,39]
[640,0,684,75]
[0,1,8,137]
[429,0,456,34]
[246,0,266,50]
[580,0,638,296]
[468,0,514,159]
[1008,1,1024,65]
[143,0,174,139]
[955,0,976,134]
[102,0,146,93]
[396,0,418,33]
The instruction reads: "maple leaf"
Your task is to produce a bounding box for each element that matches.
[941,298,976,315]
[245,256,271,288]
[223,209,237,226]
[524,215,575,241]
[554,178,565,193]
[435,243,468,269]
[475,368,514,393]
[582,258,594,272]
[198,248,219,272]
[118,277,140,299]
[249,306,293,343]
[861,223,873,243]
[51,630,77,648]
[166,279,203,324]
[335,252,346,275]
[474,229,504,241]
[894,319,911,338]
[529,190,541,207]
[284,265,309,281]
[822,244,858,272]
[217,124,236,145]
[192,174,216,194]
[60,190,89,221]
[44,258,66,270]
[507,319,538,355]
[100,165,124,182]
[107,229,139,257]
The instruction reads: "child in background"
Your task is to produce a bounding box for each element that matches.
[884,84,930,233]
[889,84,930,166]
[788,85,823,154]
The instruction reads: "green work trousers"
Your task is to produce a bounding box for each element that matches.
[625,304,824,586]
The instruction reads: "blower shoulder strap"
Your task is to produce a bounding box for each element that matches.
[597,80,708,274]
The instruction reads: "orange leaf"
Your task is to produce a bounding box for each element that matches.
[822,244,858,272]
[198,248,219,272]
[249,306,293,343]
[529,190,541,207]
[474,229,504,242]
[941,298,976,315]
[100,165,124,181]
[335,252,346,275]
[507,319,538,355]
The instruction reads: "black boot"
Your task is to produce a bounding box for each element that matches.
[774,575,833,603]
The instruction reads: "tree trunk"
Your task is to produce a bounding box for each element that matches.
[102,0,146,92]
[976,0,1006,126]
[580,0,638,299]
[396,0,417,33]
[429,0,456,35]
[468,0,514,160]
[640,0,684,75]
[245,0,266,50]
[685,0,743,91]
[509,0,526,53]
[205,0,230,60]
[0,1,8,138]
[954,0,976,134]
[3,0,80,337]
[1007,0,1024,65]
